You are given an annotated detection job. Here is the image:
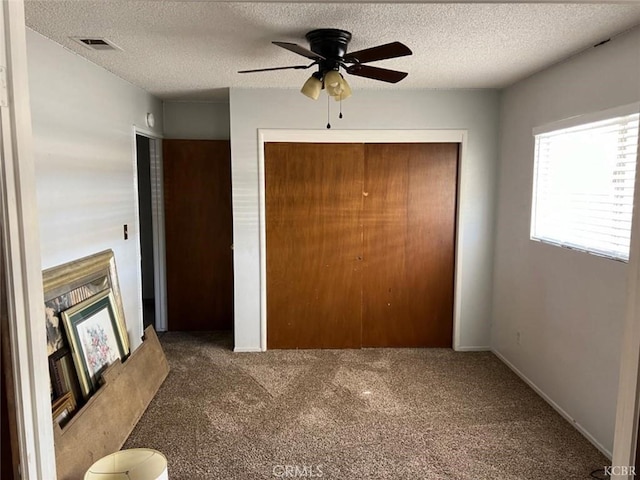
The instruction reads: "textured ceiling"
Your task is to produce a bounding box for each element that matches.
[24,1,640,102]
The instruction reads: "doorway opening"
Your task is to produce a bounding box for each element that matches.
[134,132,167,332]
[136,134,155,330]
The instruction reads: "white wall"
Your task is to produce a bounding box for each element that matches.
[492,26,640,456]
[229,88,500,351]
[163,101,229,139]
[27,29,164,350]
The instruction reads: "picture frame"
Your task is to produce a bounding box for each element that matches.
[61,290,129,399]
[48,348,82,405]
[52,391,77,429]
[42,250,130,400]
[49,348,67,397]
[43,250,128,345]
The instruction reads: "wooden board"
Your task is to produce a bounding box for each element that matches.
[265,143,365,349]
[53,327,169,480]
[163,140,233,331]
[362,143,458,347]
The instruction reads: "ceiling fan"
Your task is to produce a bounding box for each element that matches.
[238,29,412,100]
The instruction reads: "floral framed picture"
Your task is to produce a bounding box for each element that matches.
[61,290,129,399]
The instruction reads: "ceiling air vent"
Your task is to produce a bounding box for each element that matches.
[70,37,121,51]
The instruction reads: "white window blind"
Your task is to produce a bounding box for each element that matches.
[531,110,640,261]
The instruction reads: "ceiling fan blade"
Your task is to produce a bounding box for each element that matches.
[344,41,412,64]
[238,64,313,74]
[272,41,325,61]
[346,64,408,83]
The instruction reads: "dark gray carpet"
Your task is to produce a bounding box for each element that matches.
[124,332,608,479]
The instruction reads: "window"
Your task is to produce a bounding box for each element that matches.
[531,106,640,261]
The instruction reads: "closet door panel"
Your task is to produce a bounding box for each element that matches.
[265,142,365,349]
[362,143,458,347]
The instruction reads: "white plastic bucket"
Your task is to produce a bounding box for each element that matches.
[84,448,168,480]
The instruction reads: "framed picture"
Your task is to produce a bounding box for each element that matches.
[62,290,129,399]
[48,348,82,405]
[43,250,130,406]
[52,391,77,429]
[49,348,67,398]
[43,249,129,354]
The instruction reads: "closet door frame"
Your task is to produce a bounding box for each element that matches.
[258,129,467,352]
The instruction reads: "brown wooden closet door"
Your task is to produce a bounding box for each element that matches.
[362,143,458,347]
[265,143,364,349]
[163,140,233,331]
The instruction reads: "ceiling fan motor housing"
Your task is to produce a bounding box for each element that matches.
[238,30,410,85]
[306,29,352,71]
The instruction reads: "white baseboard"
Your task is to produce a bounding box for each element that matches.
[233,346,263,353]
[492,348,612,460]
[235,346,491,352]
[455,345,491,352]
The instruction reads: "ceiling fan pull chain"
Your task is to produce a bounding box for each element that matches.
[326,95,331,129]
[339,96,343,119]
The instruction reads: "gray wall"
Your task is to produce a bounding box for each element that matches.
[27,29,164,350]
[492,26,640,455]
[163,101,230,139]
[229,88,500,352]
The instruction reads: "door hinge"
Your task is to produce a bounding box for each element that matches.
[0,66,7,108]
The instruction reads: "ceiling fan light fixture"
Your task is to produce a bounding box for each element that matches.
[301,73,322,100]
[326,85,343,97]
[242,30,412,109]
[335,75,352,101]
[323,70,343,96]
